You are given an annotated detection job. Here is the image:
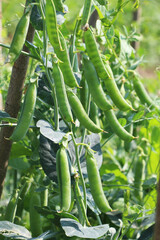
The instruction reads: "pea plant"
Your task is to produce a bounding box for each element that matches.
[0,0,160,239]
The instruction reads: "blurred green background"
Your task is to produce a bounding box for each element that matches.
[1,0,160,94]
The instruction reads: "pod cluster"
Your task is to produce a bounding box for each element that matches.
[9,0,157,218]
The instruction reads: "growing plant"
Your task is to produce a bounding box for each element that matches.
[0,0,159,239]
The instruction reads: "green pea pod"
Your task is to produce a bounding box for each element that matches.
[85,150,112,213]
[131,72,155,109]
[124,123,134,152]
[67,187,75,213]
[45,0,78,88]
[29,191,43,237]
[104,109,135,141]
[73,175,90,226]
[41,188,48,207]
[4,189,19,222]
[8,7,31,63]
[10,81,37,142]
[57,30,79,88]
[56,147,71,211]
[95,0,107,5]
[84,28,132,111]
[83,56,112,111]
[53,0,64,12]
[67,89,103,133]
[16,179,31,217]
[52,63,73,122]
[45,0,61,48]
[81,0,92,28]
[89,101,100,127]
[79,74,89,112]
[134,155,145,202]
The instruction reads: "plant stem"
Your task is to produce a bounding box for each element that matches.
[71,133,87,210]
[0,43,40,60]
[45,69,59,130]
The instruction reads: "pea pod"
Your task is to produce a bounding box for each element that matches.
[29,191,43,237]
[4,189,19,222]
[134,153,145,202]
[83,56,112,111]
[52,63,73,122]
[104,109,135,141]
[84,28,132,111]
[95,0,107,5]
[73,175,90,226]
[45,0,78,88]
[131,72,155,109]
[53,0,64,12]
[89,101,100,127]
[67,89,103,133]
[85,150,112,213]
[45,0,61,48]
[16,179,31,217]
[81,0,92,28]
[79,74,89,112]
[124,123,134,152]
[57,30,79,88]
[8,6,31,63]
[10,81,37,142]
[56,147,71,211]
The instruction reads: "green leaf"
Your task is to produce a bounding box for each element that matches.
[39,134,59,183]
[102,173,116,182]
[10,142,32,159]
[118,118,127,127]
[35,206,79,222]
[102,163,127,185]
[0,221,31,239]
[144,189,157,213]
[133,110,145,121]
[86,189,101,215]
[137,224,154,240]
[25,41,41,61]
[36,120,70,143]
[60,218,110,238]
[9,157,30,171]
[151,126,160,143]
[94,5,104,19]
[0,111,17,123]
[119,32,134,59]
[143,175,157,190]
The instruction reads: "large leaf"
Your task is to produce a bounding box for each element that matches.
[9,157,30,171]
[60,218,110,239]
[37,120,68,143]
[37,74,54,107]
[39,134,59,182]
[10,142,32,159]
[86,189,101,215]
[30,0,43,31]
[0,221,31,239]
[137,224,154,240]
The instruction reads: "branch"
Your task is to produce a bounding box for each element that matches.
[0,19,35,198]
